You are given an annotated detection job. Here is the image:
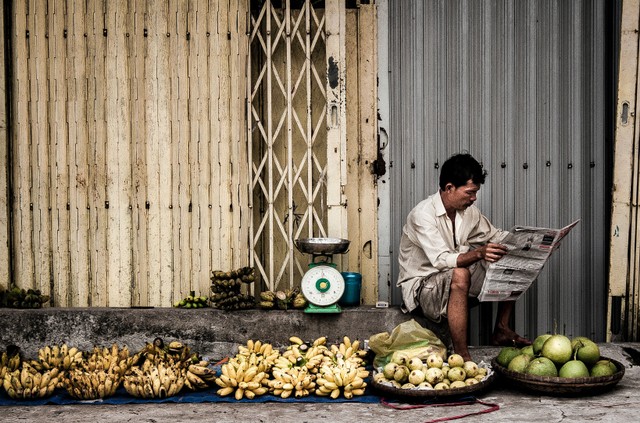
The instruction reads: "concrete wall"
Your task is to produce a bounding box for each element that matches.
[0,306,429,361]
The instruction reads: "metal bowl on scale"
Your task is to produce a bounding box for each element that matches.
[294,238,350,255]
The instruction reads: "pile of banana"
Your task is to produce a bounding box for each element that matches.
[123,361,186,399]
[268,366,316,398]
[210,266,257,310]
[258,289,307,310]
[0,287,50,308]
[1,335,372,401]
[58,343,137,400]
[64,368,121,400]
[314,337,370,399]
[185,360,218,390]
[82,344,138,377]
[315,362,369,399]
[173,291,209,309]
[132,338,217,394]
[29,344,83,373]
[2,362,60,399]
[215,359,268,400]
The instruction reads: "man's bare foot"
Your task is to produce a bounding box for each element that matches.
[490,330,531,347]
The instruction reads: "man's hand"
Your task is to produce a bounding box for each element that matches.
[479,243,508,263]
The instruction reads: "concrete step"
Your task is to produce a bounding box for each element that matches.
[1,306,447,360]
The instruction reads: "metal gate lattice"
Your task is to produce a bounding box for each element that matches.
[248,0,329,291]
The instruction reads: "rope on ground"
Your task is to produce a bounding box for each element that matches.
[380,396,500,423]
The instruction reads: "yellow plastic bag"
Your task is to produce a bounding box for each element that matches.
[368,319,447,369]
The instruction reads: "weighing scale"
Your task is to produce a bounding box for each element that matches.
[295,237,350,313]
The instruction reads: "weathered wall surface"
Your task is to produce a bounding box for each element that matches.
[0,306,420,361]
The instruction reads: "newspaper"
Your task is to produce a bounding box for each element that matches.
[477,219,580,302]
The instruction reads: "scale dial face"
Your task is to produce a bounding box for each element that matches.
[301,265,345,306]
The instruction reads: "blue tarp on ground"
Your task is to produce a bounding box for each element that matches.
[0,386,382,406]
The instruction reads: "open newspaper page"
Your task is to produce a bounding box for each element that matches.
[477,219,580,302]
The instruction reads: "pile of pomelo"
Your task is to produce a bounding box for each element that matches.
[495,334,618,378]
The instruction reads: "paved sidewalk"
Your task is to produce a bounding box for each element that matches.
[1,343,638,423]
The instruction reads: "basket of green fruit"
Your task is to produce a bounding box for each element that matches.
[371,352,497,399]
[491,334,625,396]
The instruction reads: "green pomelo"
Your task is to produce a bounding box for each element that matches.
[520,345,535,357]
[575,342,600,367]
[526,357,558,377]
[507,354,532,373]
[532,334,552,355]
[570,336,596,350]
[590,361,616,377]
[559,360,590,378]
[593,359,618,375]
[496,347,521,367]
[541,335,573,366]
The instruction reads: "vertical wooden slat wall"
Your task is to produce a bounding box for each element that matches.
[0,1,8,289]
[7,0,249,307]
[345,5,378,305]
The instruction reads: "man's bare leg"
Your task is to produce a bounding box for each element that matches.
[447,268,472,361]
[491,301,532,347]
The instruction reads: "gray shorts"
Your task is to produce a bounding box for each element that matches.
[417,262,487,323]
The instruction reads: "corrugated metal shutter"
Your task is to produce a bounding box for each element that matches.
[387,0,617,343]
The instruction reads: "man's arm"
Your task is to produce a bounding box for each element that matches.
[456,242,508,268]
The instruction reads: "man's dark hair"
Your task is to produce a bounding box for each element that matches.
[439,153,487,190]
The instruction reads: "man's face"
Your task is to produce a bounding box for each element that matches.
[444,179,480,211]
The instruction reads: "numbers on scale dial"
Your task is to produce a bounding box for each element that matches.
[301,265,345,306]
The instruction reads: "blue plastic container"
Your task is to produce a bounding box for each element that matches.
[339,272,362,306]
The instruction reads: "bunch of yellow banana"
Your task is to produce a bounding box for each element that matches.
[1,350,21,380]
[315,361,369,399]
[184,360,217,391]
[63,368,121,400]
[281,344,307,368]
[29,344,83,372]
[280,340,330,374]
[235,340,280,373]
[138,338,169,363]
[2,362,60,399]
[268,366,316,399]
[82,344,137,378]
[138,338,194,365]
[215,360,268,400]
[328,336,368,366]
[123,362,186,399]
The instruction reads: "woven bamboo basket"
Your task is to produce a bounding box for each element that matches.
[491,356,625,396]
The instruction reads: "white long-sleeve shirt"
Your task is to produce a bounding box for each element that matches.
[397,191,507,312]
